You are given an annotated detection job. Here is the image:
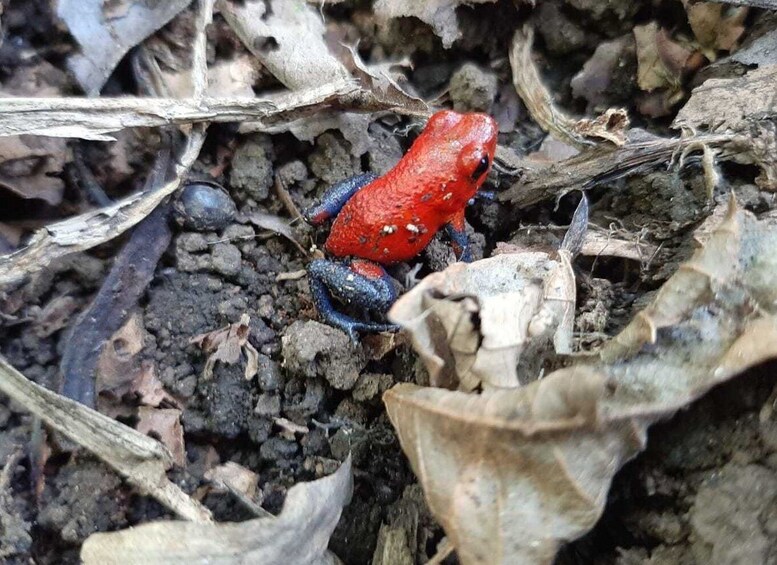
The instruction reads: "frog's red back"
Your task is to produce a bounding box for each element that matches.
[325,111,498,264]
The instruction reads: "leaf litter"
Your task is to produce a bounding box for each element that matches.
[2,0,777,563]
[384,200,777,564]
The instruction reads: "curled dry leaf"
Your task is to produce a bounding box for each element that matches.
[373,0,497,49]
[57,0,193,95]
[190,313,260,380]
[219,0,372,154]
[388,252,575,391]
[510,26,629,148]
[384,201,777,564]
[80,456,353,565]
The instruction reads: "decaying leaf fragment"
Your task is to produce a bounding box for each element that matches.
[385,202,777,564]
[58,0,193,94]
[81,456,353,565]
[683,1,748,59]
[190,313,260,380]
[510,26,629,148]
[0,355,211,522]
[388,251,576,391]
[373,0,497,49]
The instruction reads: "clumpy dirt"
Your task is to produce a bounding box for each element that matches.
[1,0,776,564]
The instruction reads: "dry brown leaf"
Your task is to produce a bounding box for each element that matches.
[384,201,777,564]
[388,252,575,391]
[221,0,427,155]
[0,355,210,522]
[634,22,692,93]
[510,26,629,148]
[96,312,147,400]
[131,363,180,407]
[80,456,353,565]
[0,64,69,204]
[684,1,748,59]
[136,407,186,467]
[57,0,193,94]
[0,136,67,205]
[373,0,497,48]
[190,313,260,380]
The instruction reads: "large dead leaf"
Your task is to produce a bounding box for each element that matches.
[80,456,353,564]
[384,201,777,564]
[58,0,194,94]
[373,0,497,48]
[388,251,575,391]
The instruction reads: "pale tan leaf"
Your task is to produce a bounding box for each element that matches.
[80,456,352,565]
[388,252,575,391]
[384,204,777,564]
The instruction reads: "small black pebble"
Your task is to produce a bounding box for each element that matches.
[174,181,237,232]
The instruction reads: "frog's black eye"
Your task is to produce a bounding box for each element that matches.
[471,155,490,180]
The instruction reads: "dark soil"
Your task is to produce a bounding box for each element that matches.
[1,1,776,564]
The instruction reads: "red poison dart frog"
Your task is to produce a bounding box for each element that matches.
[303,110,499,340]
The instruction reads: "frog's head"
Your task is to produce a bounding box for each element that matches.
[418,110,498,201]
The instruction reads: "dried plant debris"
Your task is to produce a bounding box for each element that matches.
[0,80,360,141]
[80,456,353,565]
[221,0,427,155]
[500,131,736,207]
[0,128,205,287]
[58,0,194,95]
[373,0,498,48]
[0,355,211,522]
[683,1,748,59]
[388,250,576,391]
[674,65,777,132]
[190,313,260,380]
[384,201,777,564]
[510,26,630,148]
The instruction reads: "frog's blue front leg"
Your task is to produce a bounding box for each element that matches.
[445,222,472,263]
[308,258,399,342]
[303,173,378,225]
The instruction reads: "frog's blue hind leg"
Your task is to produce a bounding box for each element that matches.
[303,173,378,225]
[307,258,399,342]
